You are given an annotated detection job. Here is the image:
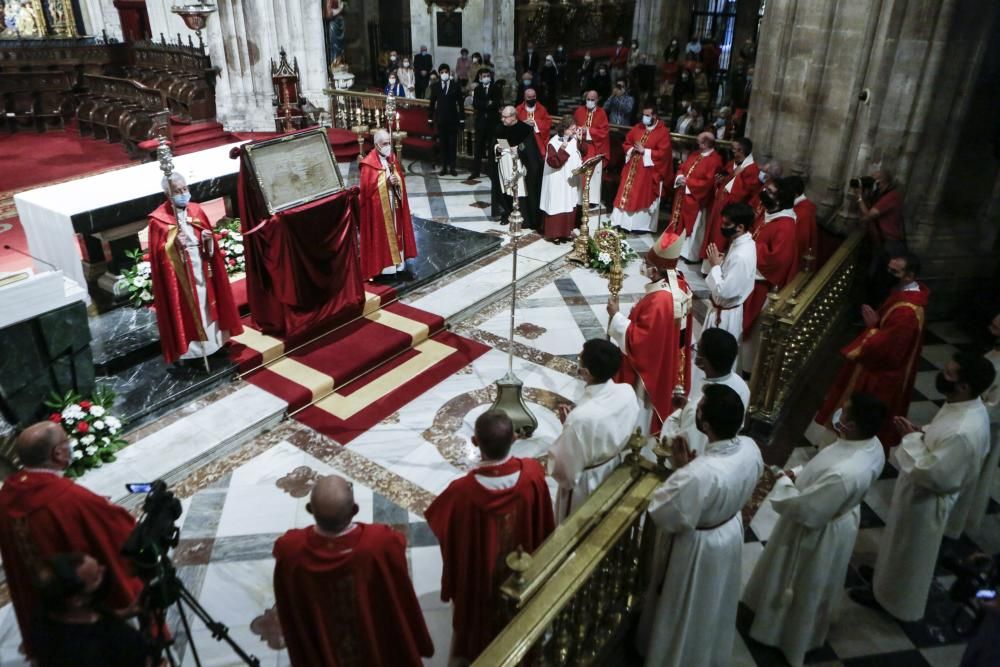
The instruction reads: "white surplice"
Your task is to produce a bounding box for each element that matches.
[539,136,582,217]
[663,371,750,455]
[175,207,229,360]
[873,398,991,620]
[705,232,757,347]
[636,435,763,666]
[548,380,639,520]
[965,349,1000,532]
[743,436,885,667]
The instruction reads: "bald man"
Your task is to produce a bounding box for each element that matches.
[272,475,433,666]
[0,422,143,659]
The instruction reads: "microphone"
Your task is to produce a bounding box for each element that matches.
[3,245,58,271]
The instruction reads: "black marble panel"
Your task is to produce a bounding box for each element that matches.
[379,217,501,295]
[0,302,94,425]
[89,306,161,374]
[100,351,237,431]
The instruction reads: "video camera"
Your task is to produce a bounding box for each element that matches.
[121,480,182,582]
[942,552,998,636]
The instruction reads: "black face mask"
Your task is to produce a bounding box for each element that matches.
[759,190,778,211]
[526,100,536,108]
[935,372,958,396]
[720,225,738,238]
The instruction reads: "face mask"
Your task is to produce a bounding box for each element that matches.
[720,225,737,238]
[390,56,397,61]
[586,100,597,110]
[526,100,536,108]
[523,79,532,86]
[481,77,491,85]
[378,144,392,157]
[760,190,777,210]
[758,171,767,183]
[546,60,554,67]
[403,61,410,67]
[935,372,958,396]
[642,114,653,126]
[473,58,480,64]
[558,47,563,51]
[171,193,190,208]
[584,56,591,61]
[617,41,623,46]
[598,69,607,75]
[389,78,397,84]
[832,408,846,434]
[440,73,450,81]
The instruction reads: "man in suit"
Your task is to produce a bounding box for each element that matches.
[428,63,465,177]
[522,40,540,76]
[471,67,503,179]
[414,45,433,99]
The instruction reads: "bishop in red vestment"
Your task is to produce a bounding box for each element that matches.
[608,231,693,434]
[742,181,799,338]
[0,423,143,658]
[273,475,433,666]
[516,90,552,156]
[786,174,818,271]
[669,132,724,260]
[359,130,418,281]
[149,173,243,365]
[813,255,929,450]
[610,106,673,233]
[426,410,554,662]
[699,137,759,263]
[573,92,610,206]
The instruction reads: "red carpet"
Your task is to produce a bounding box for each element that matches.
[0,129,133,193]
[237,291,489,444]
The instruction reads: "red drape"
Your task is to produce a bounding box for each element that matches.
[237,151,365,338]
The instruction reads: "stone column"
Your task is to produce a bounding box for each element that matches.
[482,0,516,88]
[631,0,686,63]
[80,0,123,40]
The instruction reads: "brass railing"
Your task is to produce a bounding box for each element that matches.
[747,230,866,425]
[472,434,670,666]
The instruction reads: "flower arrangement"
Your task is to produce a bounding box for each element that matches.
[216,217,245,276]
[121,248,154,307]
[587,233,638,275]
[43,387,127,478]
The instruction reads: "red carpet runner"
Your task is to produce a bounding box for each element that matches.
[231,286,489,444]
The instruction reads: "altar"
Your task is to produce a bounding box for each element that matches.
[13,141,248,298]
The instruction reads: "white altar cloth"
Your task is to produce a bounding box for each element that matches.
[13,141,247,294]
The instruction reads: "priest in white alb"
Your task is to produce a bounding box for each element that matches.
[965,312,1000,533]
[743,393,887,667]
[636,384,763,666]
[664,327,749,456]
[548,339,639,521]
[849,352,995,621]
[704,202,757,357]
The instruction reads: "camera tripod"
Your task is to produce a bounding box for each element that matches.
[140,554,261,667]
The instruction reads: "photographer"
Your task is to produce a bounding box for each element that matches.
[31,552,152,667]
[852,169,905,303]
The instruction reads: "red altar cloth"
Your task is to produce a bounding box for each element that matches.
[237,156,365,338]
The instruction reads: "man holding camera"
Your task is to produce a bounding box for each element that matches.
[0,421,143,659]
[853,168,905,304]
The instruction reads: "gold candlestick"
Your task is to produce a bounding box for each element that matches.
[352,124,369,161]
[569,155,603,264]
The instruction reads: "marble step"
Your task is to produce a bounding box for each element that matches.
[89,305,161,374]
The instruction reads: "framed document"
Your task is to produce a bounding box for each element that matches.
[242,128,346,215]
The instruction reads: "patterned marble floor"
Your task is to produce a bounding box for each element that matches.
[0,162,995,667]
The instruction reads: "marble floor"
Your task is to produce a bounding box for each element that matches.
[0,161,994,667]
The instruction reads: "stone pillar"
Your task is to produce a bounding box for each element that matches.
[80,0,123,40]
[482,0,516,88]
[146,0,328,132]
[631,0,686,63]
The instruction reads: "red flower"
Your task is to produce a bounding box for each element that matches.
[76,422,89,434]
[79,400,92,409]
[213,233,222,240]
[142,253,150,262]
[49,413,62,423]
[228,259,237,266]
[219,229,229,237]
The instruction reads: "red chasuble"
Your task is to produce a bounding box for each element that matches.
[425,457,554,661]
[793,196,818,267]
[0,471,143,657]
[516,101,553,156]
[613,122,673,212]
[742,212,798,337]
[573,105,610,162]
[668,149,723,237]
[358,150,418,281]
[700,159,760,258]
[272,523,433,666]
[815,285,930,450]
[613,283,689,434]
[148,201,243,364]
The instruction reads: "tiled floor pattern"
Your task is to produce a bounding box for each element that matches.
[0,161,995,666]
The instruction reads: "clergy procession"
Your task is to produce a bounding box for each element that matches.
[1,1,1000,667]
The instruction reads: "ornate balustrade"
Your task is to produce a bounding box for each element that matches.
[746,229,866,427]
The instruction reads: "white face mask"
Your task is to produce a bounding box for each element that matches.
[389,78,396,84]
[585,99,597,110]
[832,408,846,434]
[642,114,653,126]
[758,171,767,183]
[403,61,410,67]
[482,77,491,85]
[378,143,392,157]
[440,73,450,82]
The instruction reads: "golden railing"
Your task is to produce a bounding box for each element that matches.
[747,229,866,425]
[472,434,670,666]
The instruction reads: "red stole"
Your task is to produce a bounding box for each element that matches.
[742,212,798,336]
[148,201,243,364]
[669,149,723,236]
[272,523,434,666]
[358,150,418,281]
[425,457,554,661]
[0,472,143,657]
[700,159,760,258]
[573,106,610,160]
[613,122,673,212]
[815,285,930,450]
[613,280,689,434]
[516,102,552,156]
